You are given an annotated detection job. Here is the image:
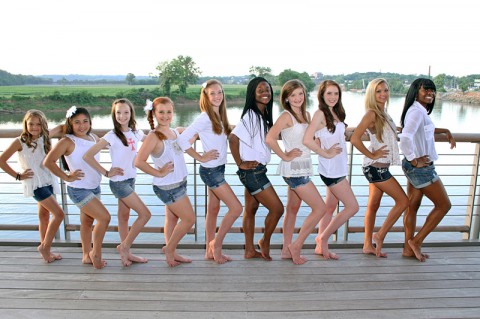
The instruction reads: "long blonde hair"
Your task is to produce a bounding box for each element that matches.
[200,79,231,135]
[20,109,51,154]
[364,78,390,143]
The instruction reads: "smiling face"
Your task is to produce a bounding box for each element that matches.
[154,102,174,127]
[255,81,272,109]
[375,82,390,108]
[417,85,436,107]
[323,85,340,108]
[114,102,132,129]
[287,87,305,111]
[26,115,42,139]
[70,114,91,137]
[205,84,224,109]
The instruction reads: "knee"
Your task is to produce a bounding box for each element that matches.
[184,213,196,228]
[397,197,409,212]
[232,203,243,218]
[286,202,301,215]
[440,199,452,214]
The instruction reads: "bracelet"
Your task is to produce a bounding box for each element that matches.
[15,172,21,181]
[105,170,109,178]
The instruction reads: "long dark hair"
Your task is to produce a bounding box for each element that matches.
[240,77,274,138]
[400,78,436,127]
[111,98,137,146]
[62,107,92,171]
[317,80,346,133]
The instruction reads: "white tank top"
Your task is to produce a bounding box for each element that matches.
[277,111,313,177]
[151,129,188,187]
[64,134,102,189]
[363,115,401,167]
[17,137,60,197]
[314,121,348,178]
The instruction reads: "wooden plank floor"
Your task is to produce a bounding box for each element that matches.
[1,244,480,318]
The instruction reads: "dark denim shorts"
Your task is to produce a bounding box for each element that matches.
[199,165,226,189]
[153,180,188,206]
[320,174,346,187]
[33,185,54,202]
[237,164,272,195]
[362,165,393,183]
[67,186,101,208]
[402,158,439,189]
[110,178,135,199]
[283,176,310,190]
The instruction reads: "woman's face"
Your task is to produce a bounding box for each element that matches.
[288,87,305,110]
[154,103,174,127]
[206,84,224,108]
[26,116,42,139]
[375,82,390,107]
[416,85,436,107]
[255,81,272,107]
[323,85,339,108]
[115,103,131,128]
[70,114,91,137]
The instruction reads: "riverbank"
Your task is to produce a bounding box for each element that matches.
[440,91,480,104]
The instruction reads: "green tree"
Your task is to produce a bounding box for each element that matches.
[126,73,136,85]
[458,77,471,93]
[433,73,446,92]
[156,55,201,95]
[249,66,276,84]
[277,69,315,92]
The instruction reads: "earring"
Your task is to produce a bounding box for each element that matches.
[285,99,289,103]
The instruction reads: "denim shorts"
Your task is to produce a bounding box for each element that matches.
[110,178,135,199]
[283,176,310,190]
[153,180,188,205]
[200,165,226,189]
[362,165,393,183]
[320,174,346,187]
[33,185,54,202]
[402,158,439,189]
[236,164,272,195]
[67,186,101,208]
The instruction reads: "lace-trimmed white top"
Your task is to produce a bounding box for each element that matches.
[277,111,313,177]
[363,113,401,167]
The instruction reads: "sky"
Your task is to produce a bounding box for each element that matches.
[1,0,479,78]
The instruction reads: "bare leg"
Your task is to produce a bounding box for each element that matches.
[80,212,94,264]
[37,203,49,243]
[243,189,262,259]
[363,184,382,256]
[164,206,177,245]
[402,181,423,257]
[315,187,338,258]
[281,187,302,259]
[37,196,64,263]
[82,198,111,269]
[204,188,221,260]
[254,186,284,261]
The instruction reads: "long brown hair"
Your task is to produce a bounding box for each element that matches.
[147,97,174,140]
[317,80,346,133]
[20,109,51,154]
[111,98,137,146]
[200,79,231,135]
[280,79,309,124]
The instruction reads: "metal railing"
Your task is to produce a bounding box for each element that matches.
[1,129,479,243]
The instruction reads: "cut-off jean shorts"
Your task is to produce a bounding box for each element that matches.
[362,165,393,183]
[237,164,272,195]
[199,164,227,189]
[67,186,101,208]
[402,158,439,189]
[283,176,310,190]
[320,174,346,187]
[33,184,54,202]
[153,179,188,206]
[110,178,136,199]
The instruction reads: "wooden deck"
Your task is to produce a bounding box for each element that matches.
[1,243,480,318]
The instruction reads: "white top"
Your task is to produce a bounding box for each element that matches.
[151,129,188,186]
[399,101,438,162]
[177,112,227,168]
[277,111,313,177]
[231,109,271,165]
[64,134,102,189]
[17,137,60,197]
[363,113,401,167]
[102,129,144,181]
[314,121,348,178]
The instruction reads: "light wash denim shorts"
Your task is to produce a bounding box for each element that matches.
[402,158,439,189]
[33,185,54,202]
[320,174,346,187]
[110,178,135,199]
[362,165,393,183]
[67,186,101,208]
[283,176,310,190]
[200,164,227,189]
[153,180,188,205]
[236,164,271,195]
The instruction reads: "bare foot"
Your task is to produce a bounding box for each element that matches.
[88,251,106,269]
[208,240,231,264]
[244,249,263,259]
[204,241,214,260]
[402,243,430,259]
[50,253,62,260]
[362,244,377,256]
[281,245,292,259]
[116,244,132,267]
[288,244,307,265]
[164,249,181,267]
[37,244,55,263]
[372,233,388,258]
[315,237,339,260]
[162,247,192,263]
[258,239,272,261]
[128,253,148,263]
[408,239,426,262]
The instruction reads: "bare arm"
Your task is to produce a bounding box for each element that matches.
[135,133,173,178]
[435,127,456,149]
[83,138,123,178]
[43,138,84,182]
[303,110,342,159]
[0,138,26,180]
[350,111,388,160]
[265,112,301,162]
